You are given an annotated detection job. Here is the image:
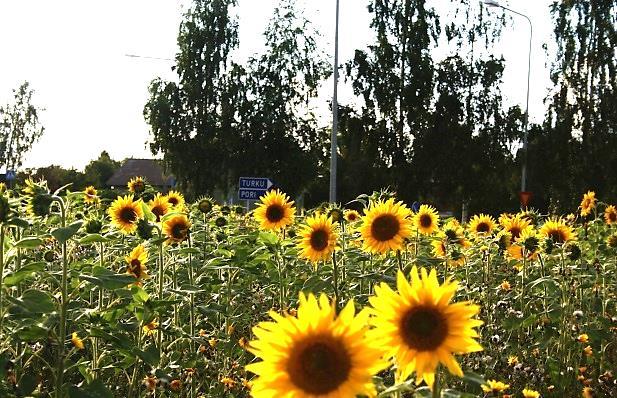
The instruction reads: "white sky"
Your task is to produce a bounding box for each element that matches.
[0,0,553,171]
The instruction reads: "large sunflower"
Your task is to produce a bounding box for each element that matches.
[539,218,576,245]
[359,198,412,254]
[83,186,99,204]
[604,205,617,225]
[166,190,185,209]
[108,195,144,234]
[126,244,148,283]
[162,214,191,244]
[413,205,440,235]
[128,176,146,194]
[468,214,496,236]
[253,189,295,231]
[245,293,385,397]
[500,214,530,240]
[580,191,596,217]
[149,193,169,222]
[368,267,483,387]
[297,214,338,264]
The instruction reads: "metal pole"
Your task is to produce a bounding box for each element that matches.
[329,0,340,203]
[520,16,532,193]
[484,2,533,193]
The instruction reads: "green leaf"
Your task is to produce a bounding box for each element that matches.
[17,373,37,396]
[134,344,160,366]
[14,237,43,249]
[68,379,113,398]
[8,289,55,315]
[79,234,110,244]
[7,218,30,229]
[51,221,83,243]
[462,371,485,386]
[3,262,46,286]
[258,231,279,246]
[14,325,49,341]
[80,266,136,290]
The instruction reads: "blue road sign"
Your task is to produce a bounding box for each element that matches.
[238,177,273,200]
[6,170,15,181]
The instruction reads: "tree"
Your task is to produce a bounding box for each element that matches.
[145,0,239,196]
[0,82,44,171]
[145,0,328,199]
[83,151,120,188]
[529,0,617,211]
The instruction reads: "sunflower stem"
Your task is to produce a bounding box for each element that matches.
[0,225,5,334]
[332,251,339,311]
[396,250,403,273]
[55,197,68,398]
[156,226,165,362]
[432,368,441,398]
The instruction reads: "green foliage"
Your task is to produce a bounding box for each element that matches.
[0,82,44,172]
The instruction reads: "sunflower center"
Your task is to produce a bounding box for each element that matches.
[152,205,166,220]
[371,214,400,241]
[509,226,521,239]
[288,337,351,395]
[172,223,188,240]
[419,214,433,229]
[476,222,490,233]
[120,207,137,223]
[401,306,448,351]
[265,204,285,223]
[609,212,617,222]
[310,229,329,251]
[168,197,179,206]
[548,230,566,244]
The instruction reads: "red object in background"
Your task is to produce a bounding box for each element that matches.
[519,191,532,208]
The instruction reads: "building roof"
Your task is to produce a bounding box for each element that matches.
[106,158,174,187]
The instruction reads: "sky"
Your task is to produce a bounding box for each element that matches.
[0,0,554,171]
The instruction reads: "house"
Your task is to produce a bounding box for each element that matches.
[106,159,175,191]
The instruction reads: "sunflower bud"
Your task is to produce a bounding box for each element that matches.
[567,243,581,261]
[220,205,231,215]
[44,250,56,262]
[28,194,53,217]
[327,208,344,223]
[544,238,555,254]
[85,219,103,234]
[234,206,245,216]
[136,219,154,240]
[0,195,11,223]
[197,198,214,215]
[607,234,617,248]
[215,216,227,228]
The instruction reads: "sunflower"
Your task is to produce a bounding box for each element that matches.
[297,214,338,264]
[143,319,158,336]
[359,198,412,254]
[344,209,361,223]
[108,195,144,234]
[522,388,540,398]
[162,214,191,244]
[481,379,509,394]
[128,176,146,194]
[604,205,617,225]
[368,267,483,387]
[197,197,215,215]
[468,214,496,236]
[327,207,344,223]
[71,332,85,350]
[166,190,185,209]
[83,186,98,204]
[580,191,596,217]
[431,237,465,267]
[126,244,149,282]
[501,214,531,240]
[506,227,539,260]
[245,293,385,397]
[253,189,295,231]
[413,204,440,235]
[148,193,169,222]
[539,218,576,245]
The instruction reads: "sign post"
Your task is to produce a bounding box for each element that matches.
[238,177,273,208]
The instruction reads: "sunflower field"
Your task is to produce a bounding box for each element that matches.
[0,179,615,398]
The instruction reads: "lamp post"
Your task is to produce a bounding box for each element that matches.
[329,0,340,203]
[484,0,533,205]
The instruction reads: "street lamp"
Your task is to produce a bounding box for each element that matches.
[329,0,340,203]
[483,0,533,206]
